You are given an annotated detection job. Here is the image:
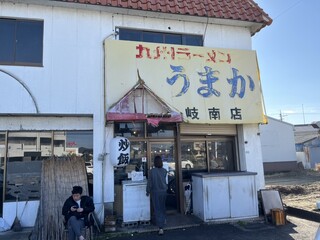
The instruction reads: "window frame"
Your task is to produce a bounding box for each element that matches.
[118,28,203,46]
[114,122,176,139]
[180,136,239,177]
[0,17,44,67]
[3,130,93,202]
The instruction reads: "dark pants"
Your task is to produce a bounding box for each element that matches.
[151,191,167,229]
[68,216,85,240]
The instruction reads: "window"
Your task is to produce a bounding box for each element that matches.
[0,18,44,66]
[147,123,175,138]
[113,122,175,183]
[119,28,203,46]
[208,140,235,172]
[114,122,145,138]
[114,122,175,138]
[181,137,237,180]
[114,141,147,184]
[4,130,93,201]
[181,141,207,172]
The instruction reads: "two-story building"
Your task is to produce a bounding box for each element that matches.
[0,0,272,228]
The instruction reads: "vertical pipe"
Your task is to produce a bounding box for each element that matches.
[3,131,8,204]
[176,123,184,214]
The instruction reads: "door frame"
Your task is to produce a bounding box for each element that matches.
[148,140,180,213]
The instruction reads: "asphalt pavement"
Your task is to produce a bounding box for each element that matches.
[1,215,317,240]
[2,171,318,239]
[100,215,319,240]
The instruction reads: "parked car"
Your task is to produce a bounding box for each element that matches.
[167,159,194,170]
[181,160,194,169]
[85,162,93,175]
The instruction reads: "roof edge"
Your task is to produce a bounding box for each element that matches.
[1,0,271,35]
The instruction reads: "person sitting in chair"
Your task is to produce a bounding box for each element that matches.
[62,186,95,240]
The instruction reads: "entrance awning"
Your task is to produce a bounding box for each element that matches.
[106,72,183,127]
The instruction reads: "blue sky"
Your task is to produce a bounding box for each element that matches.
[252,0,320,125]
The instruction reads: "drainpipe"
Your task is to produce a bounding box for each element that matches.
[98,29,119,223]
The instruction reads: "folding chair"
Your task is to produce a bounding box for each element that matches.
[260,189,287,225]
[63,212,95,240]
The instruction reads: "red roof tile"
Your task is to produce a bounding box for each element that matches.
[53,0,272,34]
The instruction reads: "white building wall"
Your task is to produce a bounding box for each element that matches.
[0,2,252,117]
[260,117,297,163]
[4,201,39,228]
[238,124,265,190]
[0,1,261,224]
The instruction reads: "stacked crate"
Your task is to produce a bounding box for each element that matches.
[104,215,117,232]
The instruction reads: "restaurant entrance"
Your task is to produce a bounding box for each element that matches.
[113,122,181,215]
[149,142,178,212]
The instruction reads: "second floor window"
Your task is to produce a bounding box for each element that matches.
[118,28,203,46]
[0,18,44,66]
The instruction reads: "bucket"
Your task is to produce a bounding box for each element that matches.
[271,208,285,225]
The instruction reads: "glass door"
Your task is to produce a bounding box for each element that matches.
[150,142,177,211]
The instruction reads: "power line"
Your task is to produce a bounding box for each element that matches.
[273,0,303,20]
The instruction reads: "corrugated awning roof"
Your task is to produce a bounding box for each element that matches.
[53,0,272,35]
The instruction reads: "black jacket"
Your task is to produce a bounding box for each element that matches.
[62,195,95,226]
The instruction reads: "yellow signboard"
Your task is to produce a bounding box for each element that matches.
[105,40,267,124]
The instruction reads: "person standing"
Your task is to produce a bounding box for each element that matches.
[62,186,95,240]
[146,155,168,235]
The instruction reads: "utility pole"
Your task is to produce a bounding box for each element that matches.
[279,110,287,121]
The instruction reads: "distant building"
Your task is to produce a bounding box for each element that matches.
[294,123,320,169]
[260,117,297,172]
